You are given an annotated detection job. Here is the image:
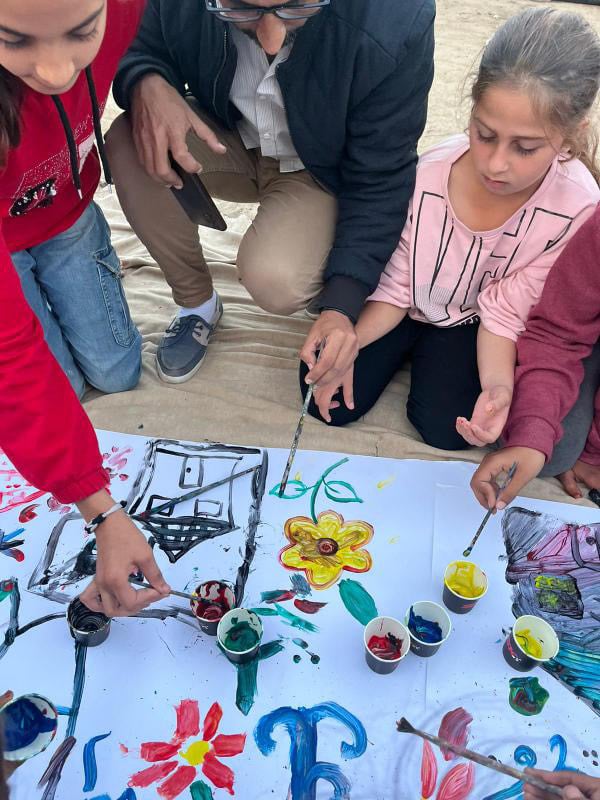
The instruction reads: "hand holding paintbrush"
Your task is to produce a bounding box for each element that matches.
[463,461,517,557]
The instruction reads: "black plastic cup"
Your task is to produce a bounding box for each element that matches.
[443,560,488,614]
[217,608,263,664]
[67,597,111,647]
[405,601,451,658]
[190,581,235,636]
[502,615,559,672]
[363,616,410,674]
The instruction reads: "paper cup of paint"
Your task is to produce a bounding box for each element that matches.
[443,560,488,614]
[363,616,410,675]
[405,601,451,658]
[190,581,236,636]
[503,615,559,672]
[1,694,58,762]
[217,608,263,664]
[67,597,111,647]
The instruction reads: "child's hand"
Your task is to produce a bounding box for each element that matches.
[523,769,600,799]
[313,366,355,423]
[470,446,545,509]
[456,385,512,446]
[557,459,600,499]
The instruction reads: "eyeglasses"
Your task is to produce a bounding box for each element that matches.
[205,0,330,22]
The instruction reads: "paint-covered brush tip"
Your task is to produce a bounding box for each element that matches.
[462,547,472,558]
[396,717,415,734]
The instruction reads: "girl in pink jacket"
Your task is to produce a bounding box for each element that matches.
[304,8,600,451]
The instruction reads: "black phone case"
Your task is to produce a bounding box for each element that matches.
[169,157,227,231]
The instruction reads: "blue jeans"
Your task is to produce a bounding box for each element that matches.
[11,203,142,399]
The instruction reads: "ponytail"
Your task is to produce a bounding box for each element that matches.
[0,68,22,168]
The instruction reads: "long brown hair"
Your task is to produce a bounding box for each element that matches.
[0,67,22,168]
[471,8,600,184]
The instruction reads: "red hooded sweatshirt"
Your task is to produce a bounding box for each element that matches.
[0,0,144,503]
[503,205,600,465]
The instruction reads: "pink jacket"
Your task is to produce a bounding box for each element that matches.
[369,135,599,341]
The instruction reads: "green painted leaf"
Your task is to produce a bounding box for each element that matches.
[269,480,311,500]
[190,780,214,800]
[323,480,363,504]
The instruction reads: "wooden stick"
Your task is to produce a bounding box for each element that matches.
[132,465,256,519]
[463,462,517,557]
[396,717,562,796]
[129,578,196,603]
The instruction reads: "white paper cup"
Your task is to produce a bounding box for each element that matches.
[503,615,559,672]
[1,694,58,762]
[363,616,410,674]
[405,601,451,657]
[217,608,263,664]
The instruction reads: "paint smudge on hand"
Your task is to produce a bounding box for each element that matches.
[338,579,378,626]
[408,607,442,644]
[515,629,542,658]
[508,677,549,716]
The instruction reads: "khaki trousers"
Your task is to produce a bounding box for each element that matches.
[105,103,338,315]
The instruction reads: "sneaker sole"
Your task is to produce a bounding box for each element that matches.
[156,304,223,385]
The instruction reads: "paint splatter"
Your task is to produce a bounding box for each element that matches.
[293,599,326,614]
[291,638,320,664]
[120,744,129,755]
[508,677,549,716]
[408,607,442,644]
[260,589,295,604]
[376,477,395,490]
[82,731,111,791]
[290,574,311,597]
[293,654,301,664]
[273,603,319,633]
[338,579,378,626]
[18,504,39,523]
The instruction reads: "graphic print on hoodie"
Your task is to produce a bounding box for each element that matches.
[0,0,144,251]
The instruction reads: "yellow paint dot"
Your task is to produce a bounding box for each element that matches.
[376,476,395,490]
[180,739,210,766]
[294,472,302,481]
[388,537,398,545]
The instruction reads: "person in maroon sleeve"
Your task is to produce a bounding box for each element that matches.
[470,205,600,509]
[0,0,171,616]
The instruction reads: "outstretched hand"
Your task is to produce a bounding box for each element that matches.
[313,366,355,422]
[470,446,545,510]
[523,769,600,800]
[557,459,600,500]
[456,385,512,447]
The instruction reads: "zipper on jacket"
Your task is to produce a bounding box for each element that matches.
[212,27,229,119]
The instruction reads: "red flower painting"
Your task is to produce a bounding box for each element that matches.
[419,708,475,800]
[128,700,246,799]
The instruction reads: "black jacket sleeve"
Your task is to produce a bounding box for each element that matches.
[319,8,435,322]
[113,0,187,109]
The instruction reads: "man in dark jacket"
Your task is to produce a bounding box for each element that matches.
[106,0,435,388]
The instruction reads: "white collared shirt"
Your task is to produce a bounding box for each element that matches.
[229,24,305,173]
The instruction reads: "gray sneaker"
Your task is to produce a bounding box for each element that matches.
[156,296,223,383]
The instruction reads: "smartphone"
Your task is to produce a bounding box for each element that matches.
[169,154,227,231]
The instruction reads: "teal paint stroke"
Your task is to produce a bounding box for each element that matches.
[338,579,378,625]
[273,604,319,633]
[235,640,285,716]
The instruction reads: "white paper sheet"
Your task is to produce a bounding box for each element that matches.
[1,430,598,800]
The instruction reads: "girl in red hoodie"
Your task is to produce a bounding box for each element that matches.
[0,0,170,616]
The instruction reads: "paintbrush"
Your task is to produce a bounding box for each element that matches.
[278,385,314,497]
[396,717,562,796]
[129,577,197,603]
[132,465,256,520]
[463,462,517,558]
